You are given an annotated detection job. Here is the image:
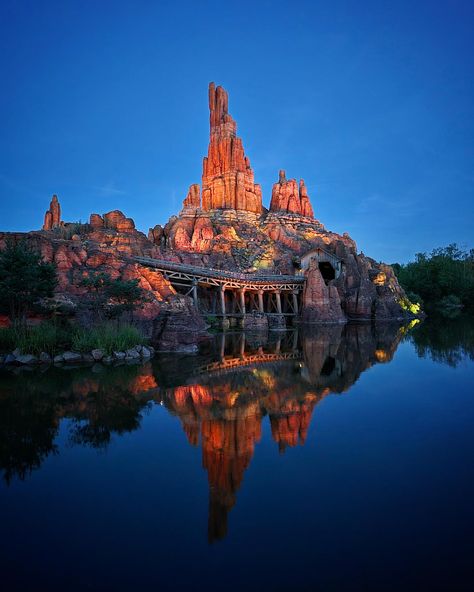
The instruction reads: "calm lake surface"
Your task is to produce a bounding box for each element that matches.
[1,317,473,591]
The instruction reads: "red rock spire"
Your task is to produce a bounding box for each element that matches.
[182,184,201,209]
[201,82,262,214]
[269,170,314,218]
[42,194,61,230]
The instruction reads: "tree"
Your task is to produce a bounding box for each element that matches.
[393,243,474,311]
[0,241,57,321]
[79,271,147,322]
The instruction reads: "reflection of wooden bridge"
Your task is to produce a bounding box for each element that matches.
[136,257,305,317]
[197,351,303,375]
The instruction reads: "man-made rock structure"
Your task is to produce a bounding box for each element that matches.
[0,81,420,343]
[42,195,61,230]
[270,170,314,218]
[200,83,262,214]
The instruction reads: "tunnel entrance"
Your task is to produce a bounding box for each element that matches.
[318,261,335,283]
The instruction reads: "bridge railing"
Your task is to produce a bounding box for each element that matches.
[135,256,305,283]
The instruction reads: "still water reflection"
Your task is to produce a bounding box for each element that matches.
[1,318,473,590]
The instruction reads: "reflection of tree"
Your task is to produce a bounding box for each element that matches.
[0,386,59,484]
[408,315,474,367]
[1,321,411,543]
[0,364,157,482]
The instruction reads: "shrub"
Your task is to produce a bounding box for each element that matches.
[0,322,70,355]
[71,324,143,355]
[0,321,144,356]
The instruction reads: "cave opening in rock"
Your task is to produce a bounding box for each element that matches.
[318,261,335,283]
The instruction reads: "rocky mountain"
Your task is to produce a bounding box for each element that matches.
[0,82,418,347]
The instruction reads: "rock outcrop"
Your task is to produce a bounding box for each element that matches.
[42,195,61,230]
[270,170,314,218]
[103,210,135,232]
[302,259,345,323]
[201,82,262,214]
[182,184,201,209]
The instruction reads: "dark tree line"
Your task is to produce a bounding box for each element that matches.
[392,244,474,311]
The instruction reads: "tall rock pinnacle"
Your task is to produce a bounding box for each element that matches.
[201,82,262,214]
[42,194,61,230]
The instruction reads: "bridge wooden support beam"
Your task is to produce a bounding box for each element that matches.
[192,280,198,309]
[292,290,299,315]
[219,286,226,316]
[258,290,264,313]
[239,288,246,315]
[275,290,282,314]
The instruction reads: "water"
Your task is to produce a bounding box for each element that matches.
[1,318,473,591]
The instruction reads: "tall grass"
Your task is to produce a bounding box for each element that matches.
[0,322,69,355]
[0,322,144,356]
[71,325,143,355]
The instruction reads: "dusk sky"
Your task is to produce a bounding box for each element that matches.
[1,0,473,262]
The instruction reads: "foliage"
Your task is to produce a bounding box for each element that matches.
[407,313,474,367]
[0,321,144,356]
[79,271,147,321]
[71,324,143,354]
[0,241,57,320]
[0,321,70,355]
[393,244,474,310]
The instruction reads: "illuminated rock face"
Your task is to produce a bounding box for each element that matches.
[270,171,314,218]
[103,210,135,232]
[302,259,345,323]
[42,195,61,230]
[182,184,201,209]
[201,83,262,214]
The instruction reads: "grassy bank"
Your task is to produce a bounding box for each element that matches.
[0,322,144,356]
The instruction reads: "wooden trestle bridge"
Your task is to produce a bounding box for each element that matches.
[136,248,342,322]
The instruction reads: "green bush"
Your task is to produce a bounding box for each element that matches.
[0,322,69,355]
[71,324,143,355]
[0,322,144,356]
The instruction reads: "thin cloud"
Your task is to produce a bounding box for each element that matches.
[95,182,126,197]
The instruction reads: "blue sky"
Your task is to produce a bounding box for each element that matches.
[1,0,473,262]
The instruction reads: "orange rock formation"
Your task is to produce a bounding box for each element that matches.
[42,195,61,230]
[200,82,262,214]
[269,170,314,217]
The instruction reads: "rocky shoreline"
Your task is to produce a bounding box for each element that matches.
[0,344,155,368]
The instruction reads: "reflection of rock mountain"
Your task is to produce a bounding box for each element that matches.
[0,323,406,540]
[160,323,405,541]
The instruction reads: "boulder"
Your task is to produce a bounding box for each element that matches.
[91,349,104,361]
[125,348,140,359]
[16,354,39,364]
[62,351,82,362]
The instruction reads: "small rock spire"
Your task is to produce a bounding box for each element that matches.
[269,172,314,218]
[42,194,61,230]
